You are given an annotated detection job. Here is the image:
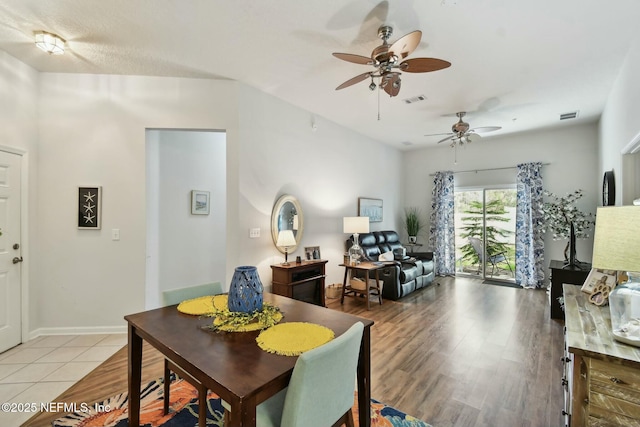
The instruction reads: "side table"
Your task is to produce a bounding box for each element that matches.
[271,260,327,306]
[549,259,591,319]
[340,262,384,310]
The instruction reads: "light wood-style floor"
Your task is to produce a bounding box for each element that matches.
[22,275,564,427]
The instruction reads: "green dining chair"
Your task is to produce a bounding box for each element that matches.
[223,321,364,427]
[161,281,223,306]
[161,282,223,427]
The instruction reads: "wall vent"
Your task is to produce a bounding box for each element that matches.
[560,111,579,120]
[403,95,427,104]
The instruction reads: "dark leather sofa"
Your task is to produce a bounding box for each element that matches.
[347,230,435,300]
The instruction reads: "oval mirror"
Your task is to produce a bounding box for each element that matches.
[271,195,304,253]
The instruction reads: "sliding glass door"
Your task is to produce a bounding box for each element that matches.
[454,187,516,282]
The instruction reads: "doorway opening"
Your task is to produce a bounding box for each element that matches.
[454,187,516,284]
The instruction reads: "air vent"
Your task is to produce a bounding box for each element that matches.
[401,141,413,146]
[403,95,427,104]
[560,111,579,120]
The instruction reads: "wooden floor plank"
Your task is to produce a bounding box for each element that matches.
[21,276,564,427]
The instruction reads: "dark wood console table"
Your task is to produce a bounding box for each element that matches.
[271,260,327,306]
[549,259,591,320]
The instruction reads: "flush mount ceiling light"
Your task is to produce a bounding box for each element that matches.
[34,31,65,55]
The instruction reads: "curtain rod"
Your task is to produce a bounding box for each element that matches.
[429,163,551,176]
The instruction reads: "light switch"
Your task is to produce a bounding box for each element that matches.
[249,228,260,238]
[112,229,120,241]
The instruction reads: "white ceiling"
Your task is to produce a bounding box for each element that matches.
[1,0,638,150]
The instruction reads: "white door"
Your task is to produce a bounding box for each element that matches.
[0,151,22,353]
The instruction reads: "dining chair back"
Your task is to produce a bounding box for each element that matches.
[161,281,223,306]
[160,281,223,427]
[222,321,364,426]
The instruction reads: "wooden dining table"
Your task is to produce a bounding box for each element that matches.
[125,292,374,427]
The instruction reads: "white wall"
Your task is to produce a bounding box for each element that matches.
[146,129,227,309]
[600,38,640,204]
[403,123,599,280]
[0,51,39,340]
[33,74,239,335]
[233,84,403,290]
[25,71,400,334]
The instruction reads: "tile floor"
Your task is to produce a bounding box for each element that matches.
[0,333,126,426]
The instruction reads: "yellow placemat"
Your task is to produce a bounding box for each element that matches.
[177,295,216,315]
[256,322,335,356]
[179,295,283,332]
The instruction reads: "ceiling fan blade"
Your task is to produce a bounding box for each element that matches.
[400,57,452,73]
[389,30,421,60]
[335,72,372,90]
[425,132,453,137]
[332,52,373,65]
[470,126,502,134]
[436,135,455,144]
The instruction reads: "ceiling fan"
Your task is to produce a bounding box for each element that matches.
[332,25,451,97]
[426,112,502,147]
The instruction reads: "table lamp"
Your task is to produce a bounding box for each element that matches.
[591,206,640,347]
[276,230,297,265]
[343,216,369,265]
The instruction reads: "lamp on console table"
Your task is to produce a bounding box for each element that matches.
[276,230,297,266]
[592,206,640,347]
[343,216,369,265]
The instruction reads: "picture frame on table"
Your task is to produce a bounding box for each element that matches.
[191,190,210,215]
[304,246,321,260]
[581,268,617,294]
[358,197,383,222]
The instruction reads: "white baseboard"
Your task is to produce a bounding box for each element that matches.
[29,325,127,340]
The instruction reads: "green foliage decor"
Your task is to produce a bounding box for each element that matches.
[205,302,282,332]
[404,207,424,237]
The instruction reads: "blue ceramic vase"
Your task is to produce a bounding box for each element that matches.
[228,266,264,313]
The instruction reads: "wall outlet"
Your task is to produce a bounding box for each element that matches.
[249,228,260,238]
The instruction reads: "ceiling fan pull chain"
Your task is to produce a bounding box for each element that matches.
[377,80,381,121]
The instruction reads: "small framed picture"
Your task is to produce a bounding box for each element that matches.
[191,190,210,215]
[581,268,617,294]
[78,186,102,229]
[304,246,321,260]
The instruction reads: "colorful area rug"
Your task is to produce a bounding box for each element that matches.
[52,375,432,427]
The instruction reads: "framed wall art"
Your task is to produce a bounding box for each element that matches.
[78,186,102,229]
[191,190,210,215]
[304,246,321,260]
[358,197,383,222]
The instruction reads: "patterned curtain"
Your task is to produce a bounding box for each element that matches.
[429,171,455,275]
[515,162,545,288]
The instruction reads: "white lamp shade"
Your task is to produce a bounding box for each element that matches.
[592,206,640,272]
[343,216,370,234]
[276,229,296,248]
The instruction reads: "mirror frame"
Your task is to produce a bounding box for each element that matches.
[271,194,304,254]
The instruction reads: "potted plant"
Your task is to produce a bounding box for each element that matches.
[404,207,424,243]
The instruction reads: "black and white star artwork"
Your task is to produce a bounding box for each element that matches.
[78,186,102,229]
